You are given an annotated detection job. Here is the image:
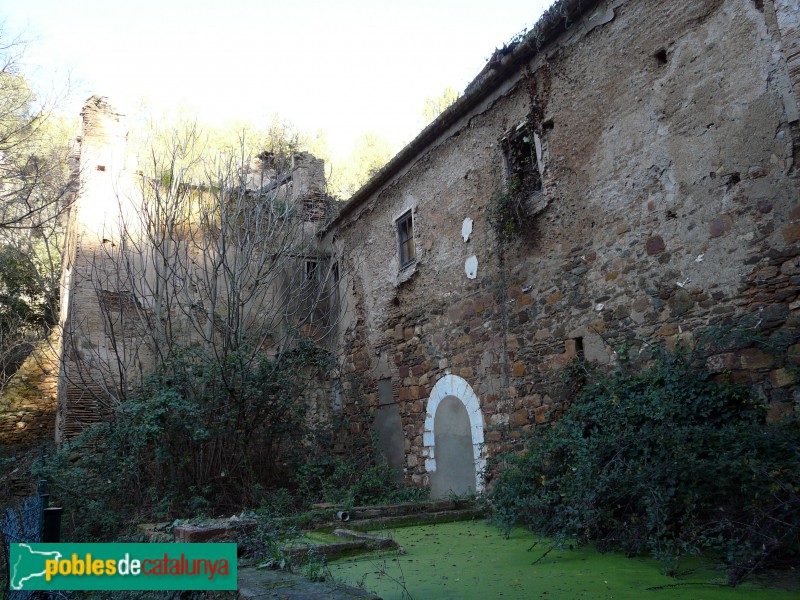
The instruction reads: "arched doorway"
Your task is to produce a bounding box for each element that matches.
[423,375,485,498]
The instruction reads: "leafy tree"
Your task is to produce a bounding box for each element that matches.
[0,30,74,393]
[420,85,460,125]
[333,131,394,199]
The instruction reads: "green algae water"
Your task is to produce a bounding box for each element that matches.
[328,520,797,600]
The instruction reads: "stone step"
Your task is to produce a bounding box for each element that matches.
[284,529,399,564]
[171,500,480,543]
[345,507,484,531]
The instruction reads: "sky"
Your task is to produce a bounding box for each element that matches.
[4,0,551,158]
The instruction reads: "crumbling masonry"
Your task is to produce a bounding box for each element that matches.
[321,0,800,497]
[58,0,800,497]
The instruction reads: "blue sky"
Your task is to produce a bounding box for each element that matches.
[4,0,550,157]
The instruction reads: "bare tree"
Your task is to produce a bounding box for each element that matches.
[61,117,352,506]
[0,30,73,231]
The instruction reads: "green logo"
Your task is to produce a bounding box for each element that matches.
[10,543,237,590]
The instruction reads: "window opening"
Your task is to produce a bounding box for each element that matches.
[503,125,542,195]
[396,211,416,268]
[304,258,319,281]
[574,336,585,360]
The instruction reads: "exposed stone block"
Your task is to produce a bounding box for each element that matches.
[788,344,800,363]
[706,353,740,372]
[781,257,800,276]
[783,224,800,244]
[509,409,528,428]
[485,430,502,442]
[739,348,774,370]
[669,289,694,316]
[655,323,679,336]
[646,236,666,255]
[709,215,733,238]
[770,368,795,388]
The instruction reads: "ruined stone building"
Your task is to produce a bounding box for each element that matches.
[58,0,799,497]
[56,97,334,441]
[321,0,800,497]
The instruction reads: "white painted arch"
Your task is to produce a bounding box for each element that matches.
[422,374,486,493]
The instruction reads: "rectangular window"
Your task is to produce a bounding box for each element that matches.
[304,258,319,281]
[396,210,415,268]
[503,125,543,195]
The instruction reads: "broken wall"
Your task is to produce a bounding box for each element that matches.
[57,98,335,442]
[325,0,800,492]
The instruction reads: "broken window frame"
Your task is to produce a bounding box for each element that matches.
[501,123,543,197]
[396,210,416,269]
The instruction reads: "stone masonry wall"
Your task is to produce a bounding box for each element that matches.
[57,98,336,442]
[326,0,800,491]
[56,96,137,442]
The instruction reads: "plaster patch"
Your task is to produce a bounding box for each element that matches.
[461,217,473,242]
[465,256,478,279]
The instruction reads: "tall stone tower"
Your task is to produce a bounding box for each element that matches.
[56,96,135,442]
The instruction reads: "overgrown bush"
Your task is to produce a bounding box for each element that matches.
[38,341,329,540]
[36,340,424,541]
[293,453,427,508]
[488,348,800,584]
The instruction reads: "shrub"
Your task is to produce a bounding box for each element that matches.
[488,348,800,583]
[38,342,327,540]
[294,454,427,509]
[36,342,425,540]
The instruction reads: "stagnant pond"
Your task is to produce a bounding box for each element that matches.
[327,520,797,599]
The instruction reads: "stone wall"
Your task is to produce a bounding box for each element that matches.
[56,96,135,442]
[324,0,800,493]
[56,98,334,442]
[0,334,59,445]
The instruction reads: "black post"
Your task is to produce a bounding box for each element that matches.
[37,478,48,542]
[42,507,63,543]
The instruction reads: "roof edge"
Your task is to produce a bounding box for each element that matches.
[322,0,600,235]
